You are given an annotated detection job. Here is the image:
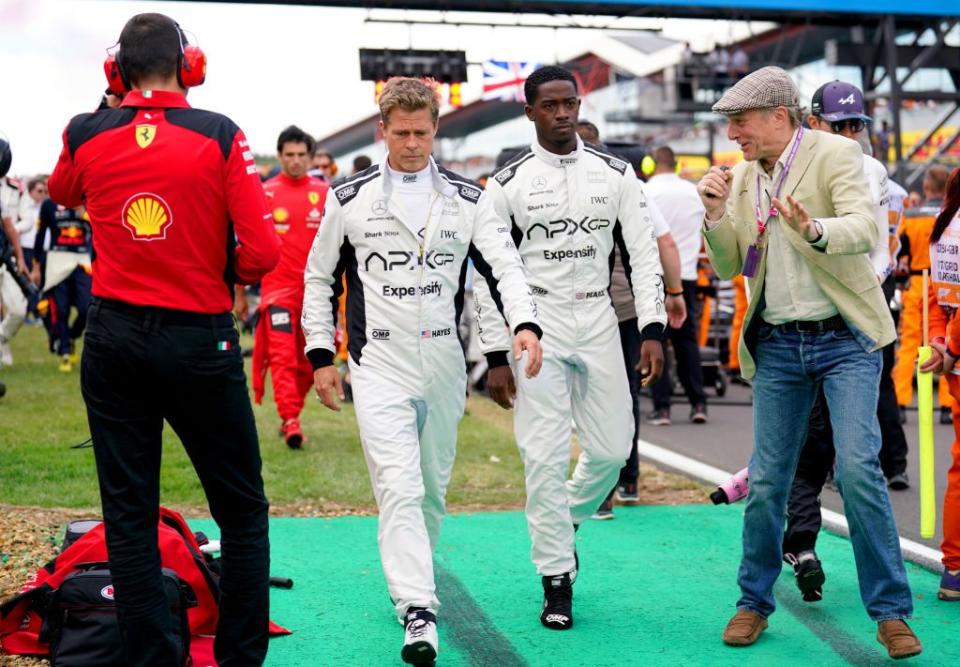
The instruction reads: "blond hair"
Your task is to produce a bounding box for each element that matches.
[379,77,440,125]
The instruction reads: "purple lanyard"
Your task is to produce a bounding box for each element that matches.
[753,127,804,242]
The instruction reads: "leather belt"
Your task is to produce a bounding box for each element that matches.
[774,314,846,334]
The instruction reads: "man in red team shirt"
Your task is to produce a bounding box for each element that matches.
[47,14,279,666]
[239,126,328,448]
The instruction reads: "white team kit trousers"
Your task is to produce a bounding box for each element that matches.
[514,323,633,577]
[0,265,27,345]
[349,358,466,621]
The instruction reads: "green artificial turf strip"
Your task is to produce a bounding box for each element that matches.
[192,506,957,667]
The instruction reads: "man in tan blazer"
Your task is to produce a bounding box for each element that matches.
[698,66,920,659]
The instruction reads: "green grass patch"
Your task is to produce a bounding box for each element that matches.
[0,325,528,511]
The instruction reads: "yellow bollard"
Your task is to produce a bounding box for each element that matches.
[917,346,936,539]
[918,268,935,539]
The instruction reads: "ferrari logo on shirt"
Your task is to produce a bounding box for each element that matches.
[135,124,157,149]
[308,191,320,205]
[122,193,173,240]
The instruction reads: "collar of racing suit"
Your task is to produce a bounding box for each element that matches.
[277,171,309,187]
[531,135,583,169]
[378,155,457,200]
[119,89,191,109]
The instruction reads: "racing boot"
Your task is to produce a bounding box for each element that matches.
[280,418,304,449]
[401,607,438,665]
[540,572,574,630]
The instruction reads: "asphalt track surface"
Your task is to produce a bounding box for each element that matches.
[637,381,955,550]
[192,510,958,666]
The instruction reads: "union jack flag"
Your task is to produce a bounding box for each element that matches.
[482,60,540,102]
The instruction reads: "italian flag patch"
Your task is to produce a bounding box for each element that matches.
[218,341,232,351]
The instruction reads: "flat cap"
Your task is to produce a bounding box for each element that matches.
[712,66,799,115]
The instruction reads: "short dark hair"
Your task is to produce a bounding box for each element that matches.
[524,66,577,105]
[118,13,184,87]
[352,154,372,172]
[27,176,45,191]
[925,165,950,197]
[576,121,600,144]
[652,146,676,169]
[276,125,315,154]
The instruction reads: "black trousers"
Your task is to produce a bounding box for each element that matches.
[651,280,706,409]
[618,318,641,485]
[50,265,91,355]
[784,278,908,554]
[81,298,270,667]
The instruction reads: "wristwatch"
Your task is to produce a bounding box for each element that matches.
[808,220,824,244]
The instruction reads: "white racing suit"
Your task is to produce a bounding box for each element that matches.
[0,179,26,353]
[474,138,666,576]
[302,157,539,618]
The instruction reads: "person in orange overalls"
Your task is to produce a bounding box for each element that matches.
[917,166,960,600]
[894,165,954,423]
[728,273,748,379]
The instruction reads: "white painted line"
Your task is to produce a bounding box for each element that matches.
[637,437,944,572]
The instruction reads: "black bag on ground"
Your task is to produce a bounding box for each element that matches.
[42,563,196,667]
[61,519,102,552]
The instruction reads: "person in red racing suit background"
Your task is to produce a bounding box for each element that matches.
[237,125,328,448]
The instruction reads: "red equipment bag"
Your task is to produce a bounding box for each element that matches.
[0,507,289,663]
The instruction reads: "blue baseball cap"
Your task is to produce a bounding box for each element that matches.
[810,81,872,123]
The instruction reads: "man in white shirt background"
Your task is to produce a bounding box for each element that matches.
[644,146,708,426]
[18,176,45,321]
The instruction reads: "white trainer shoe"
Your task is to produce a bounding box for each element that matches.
[0,339,12,366]
[401,607,438,665]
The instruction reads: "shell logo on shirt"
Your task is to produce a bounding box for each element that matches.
[308,191,321,205]
[121,193,173,241]
[273,207,290,234]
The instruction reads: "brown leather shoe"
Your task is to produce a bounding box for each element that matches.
[877,620,922,659]
[722,610,768,646]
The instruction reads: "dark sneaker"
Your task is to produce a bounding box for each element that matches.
[785,550,825,602]
[939,569,960,601]
[647,408,671,426]
[591,494,614,521]
[941,407,953,425]
[690,403,708,424]
[540,573,574,630]
[280,418,304,449]
[616,482,639,503]
[887,472,910,491]
[402,607,438,665]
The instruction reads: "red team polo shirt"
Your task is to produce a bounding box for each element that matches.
[48,89,280,314]
[260,172,328,301]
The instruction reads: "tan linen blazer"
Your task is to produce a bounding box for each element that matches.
[703,129,896,379]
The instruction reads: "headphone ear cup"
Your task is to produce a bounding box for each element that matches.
[179,46,207,88]
[103,54,129,96]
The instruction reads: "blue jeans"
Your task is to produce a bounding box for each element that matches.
[737,323,913,621]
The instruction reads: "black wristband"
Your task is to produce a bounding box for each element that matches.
[306,348,335,370]
[666,288,683,296]
[514,322,543,339]
[486,351,510,368]
[640,323,665,342]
